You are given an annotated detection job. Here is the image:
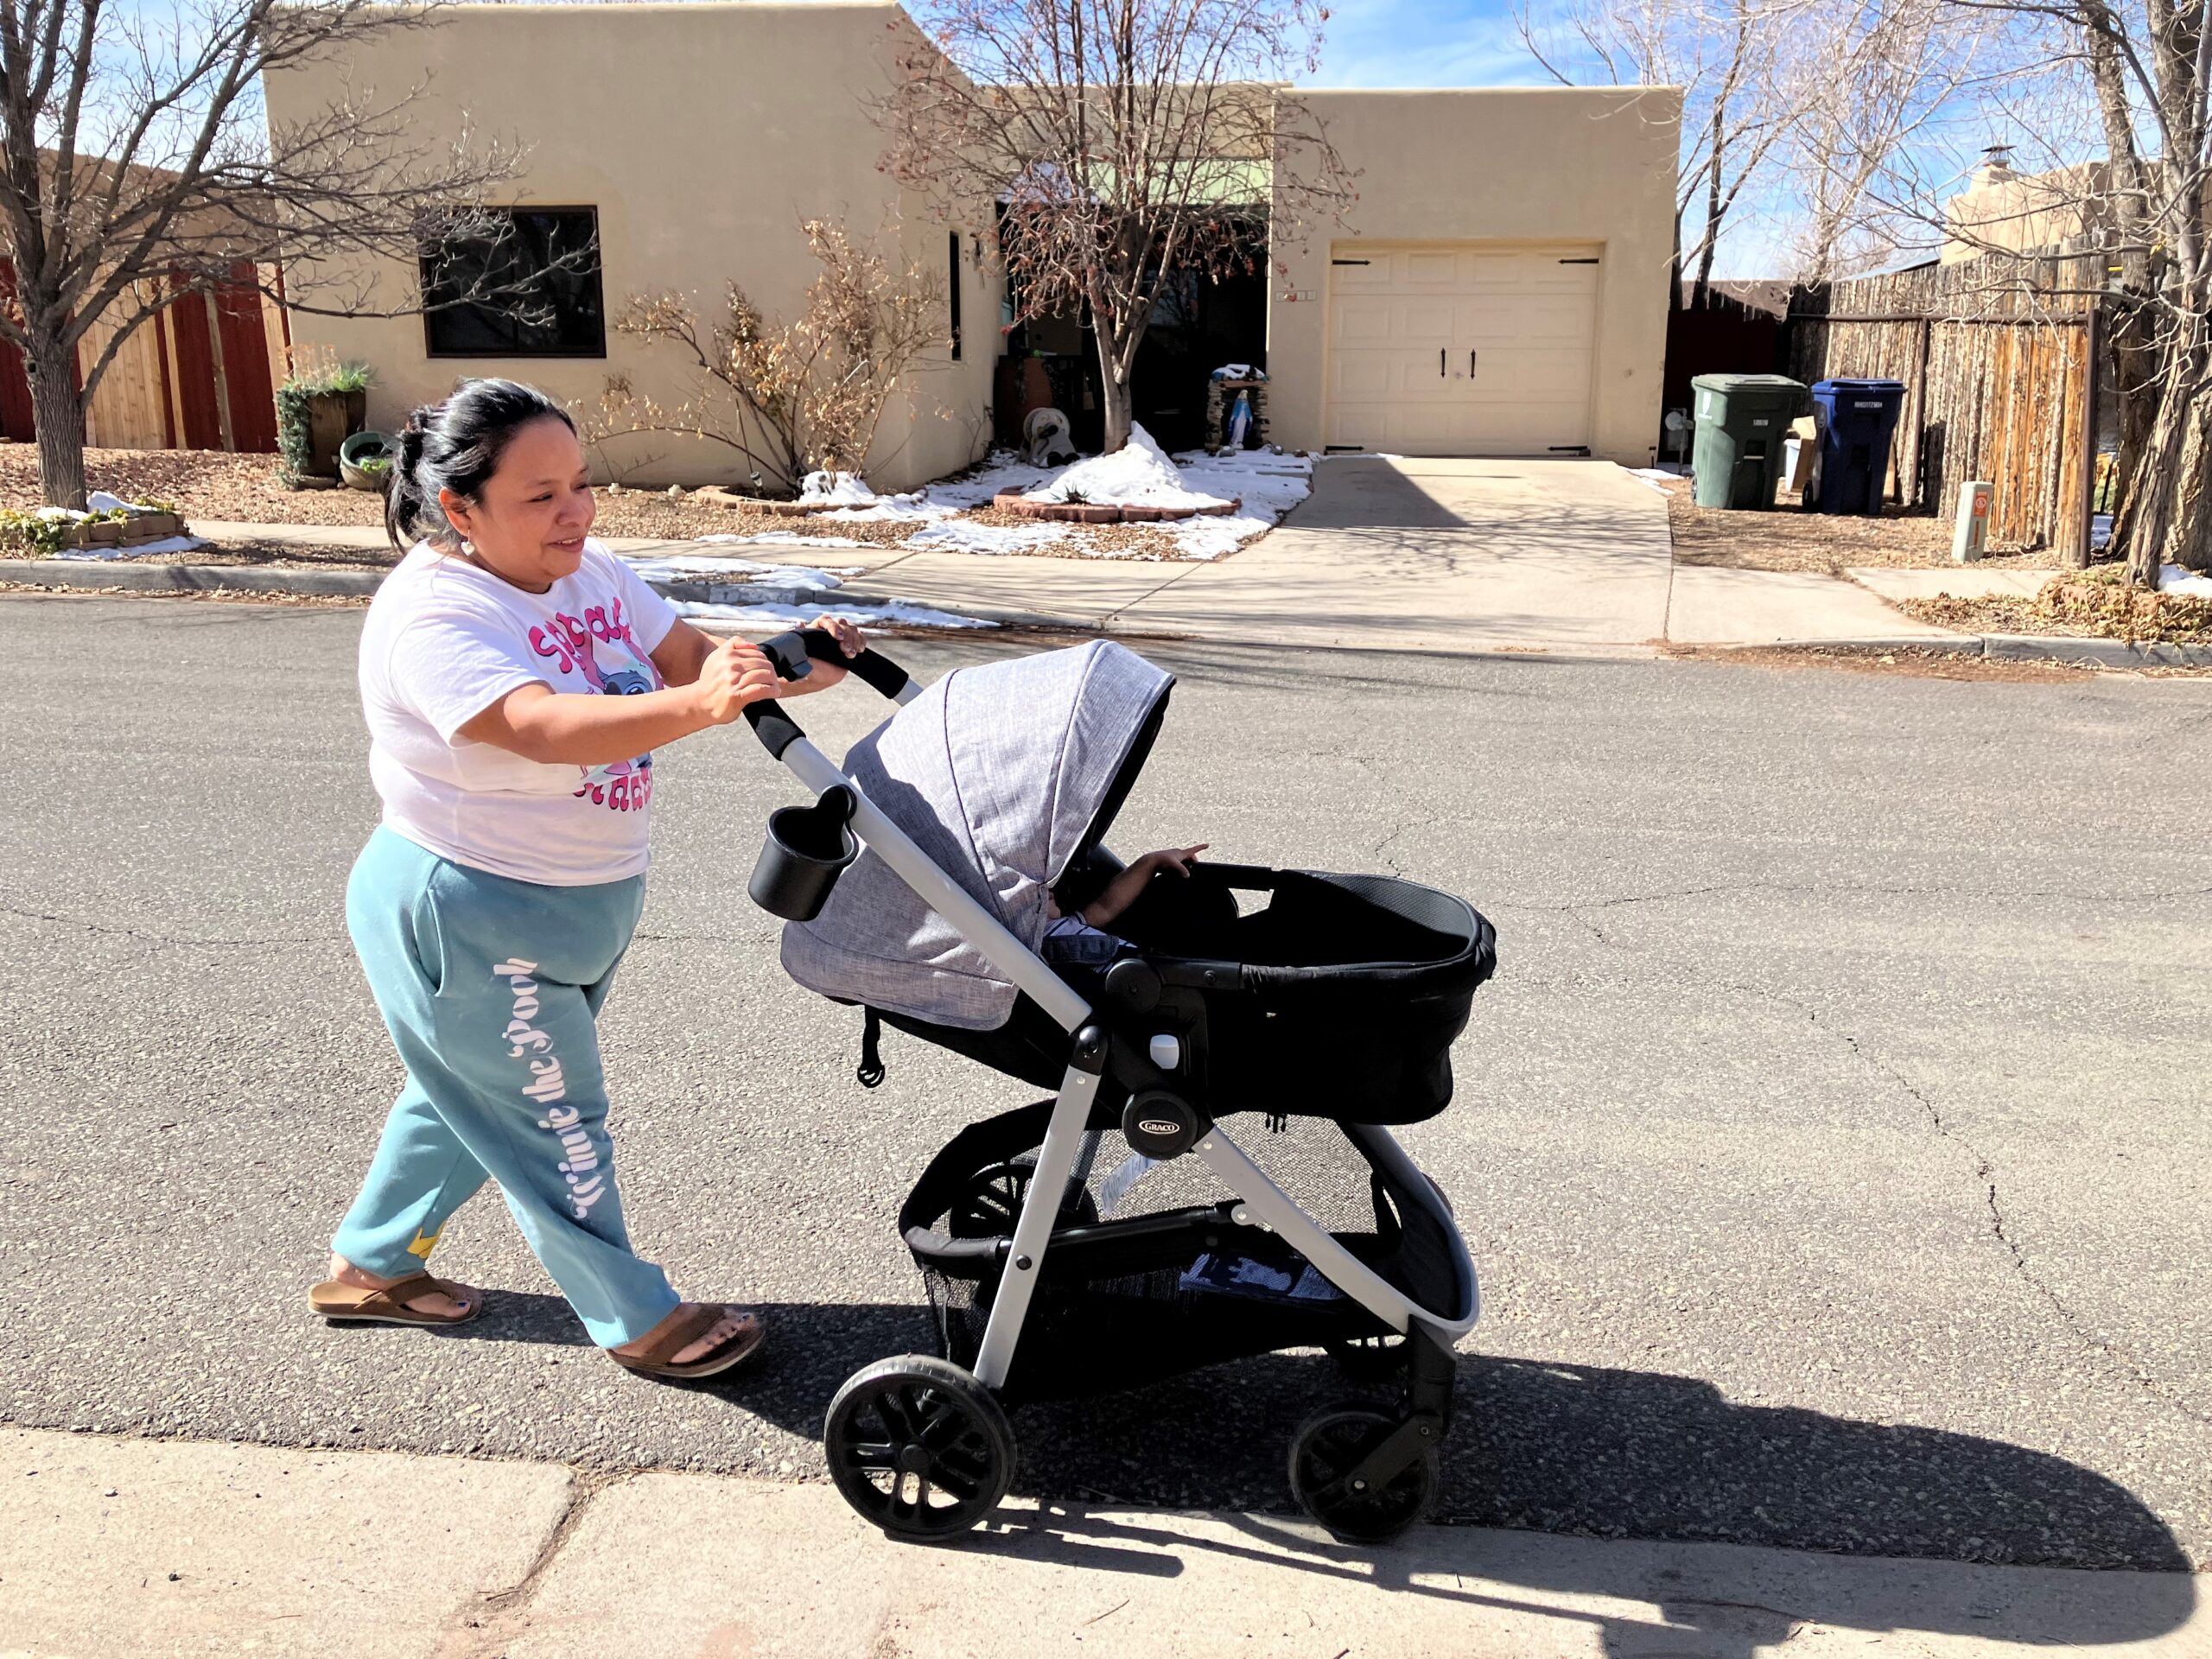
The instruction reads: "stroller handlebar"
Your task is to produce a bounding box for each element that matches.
[740,628,913,760]
[760,627,913,702]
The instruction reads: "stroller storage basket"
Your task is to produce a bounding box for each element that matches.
[898,1100,1465,1402]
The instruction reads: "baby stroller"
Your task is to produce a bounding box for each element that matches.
[741,632,1496,1543]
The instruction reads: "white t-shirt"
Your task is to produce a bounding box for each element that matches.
[359,539,683,886]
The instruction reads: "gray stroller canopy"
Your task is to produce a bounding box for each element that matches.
[780,640,1174,1030]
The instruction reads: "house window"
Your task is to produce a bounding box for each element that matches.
[947,229,963,361]
[421,207,605,359]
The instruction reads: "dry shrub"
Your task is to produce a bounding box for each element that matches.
[1902,574,2212,643]
[588,219,944,497]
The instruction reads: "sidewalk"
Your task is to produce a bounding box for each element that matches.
[4,1427,2200,1658]
[9,469,2203,666]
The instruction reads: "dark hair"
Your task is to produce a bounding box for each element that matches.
[385,378,577,551]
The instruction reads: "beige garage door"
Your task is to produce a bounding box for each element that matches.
[1325,242,1600,455]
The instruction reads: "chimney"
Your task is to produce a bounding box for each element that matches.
[1974,143,2016,190]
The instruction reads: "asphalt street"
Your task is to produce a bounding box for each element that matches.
[2,594,2207,1575]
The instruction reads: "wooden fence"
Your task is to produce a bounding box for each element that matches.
[0,258,283,454]
[1787,252,2097,556]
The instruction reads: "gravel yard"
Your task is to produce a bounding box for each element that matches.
[1655,473,2079,575]
[0,443,1289,564]
[0,443,929,549]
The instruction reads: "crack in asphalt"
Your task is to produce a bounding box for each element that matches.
[1693,970,2212,1432]
[0,901,342,950]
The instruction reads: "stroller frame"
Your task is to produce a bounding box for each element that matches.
[745,632,1479,1541]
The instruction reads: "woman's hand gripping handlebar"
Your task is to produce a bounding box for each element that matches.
[741,627,916,760]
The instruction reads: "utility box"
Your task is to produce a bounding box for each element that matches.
[1953,481,1993,562]
[1810,378,1908,515]
[1690,374,1806,510]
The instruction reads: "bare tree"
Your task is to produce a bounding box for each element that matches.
[588,218,945,495]
[1783,0,1974,281]
[1920,0,2212,582]
[1519,0,1802,304]
[0,0,524,508]
[879,0,1353,454]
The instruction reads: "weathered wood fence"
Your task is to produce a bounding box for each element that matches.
[1787,252,2098,556]
[0,257,283,454]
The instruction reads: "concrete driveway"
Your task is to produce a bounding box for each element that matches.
[1114,456,1676,652]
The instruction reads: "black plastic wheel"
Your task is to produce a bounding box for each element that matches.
[1325,1333,1410,1384]
[947,1153,1098,1239]
[1288,1405,1438,1544]
[824,1355,1016,1540]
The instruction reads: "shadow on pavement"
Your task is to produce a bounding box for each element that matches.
[677,1300,2193,1651]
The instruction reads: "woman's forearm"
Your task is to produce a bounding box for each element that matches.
[467,683,721,768]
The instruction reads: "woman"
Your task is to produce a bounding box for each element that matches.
[309,378,861,1380]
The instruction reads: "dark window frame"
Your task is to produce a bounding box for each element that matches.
[947,228,963,362]
[420,206,607,361]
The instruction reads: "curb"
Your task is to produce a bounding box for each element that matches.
[10,558,389,597]
[1699,632,2212,668]
[5,558,1083,634]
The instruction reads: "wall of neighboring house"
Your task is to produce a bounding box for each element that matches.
[1942,163,2106,264]
[1266,87,1680,466]
[263,3,1001,494]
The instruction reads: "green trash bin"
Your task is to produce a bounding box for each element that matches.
[1690,374,1806,510]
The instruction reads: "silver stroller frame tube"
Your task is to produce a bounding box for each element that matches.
[743,639,1478,1401]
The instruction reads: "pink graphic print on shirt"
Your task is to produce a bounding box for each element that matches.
[526,597,663,813]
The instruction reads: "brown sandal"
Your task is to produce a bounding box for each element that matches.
[610,1304,766,1380]
[309,1273,483,1327]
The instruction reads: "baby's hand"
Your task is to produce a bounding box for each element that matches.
[1143,843,1210,878]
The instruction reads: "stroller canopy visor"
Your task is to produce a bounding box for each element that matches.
[782,640,1174,1029]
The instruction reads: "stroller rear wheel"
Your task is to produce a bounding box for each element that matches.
[1288,1405,1438,1544]
[824,1355,1015,1540]
[947,1152,1099,1237]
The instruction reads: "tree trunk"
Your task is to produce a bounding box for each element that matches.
[2124,330,2204,587]
[2104,293,2160,561]
[2179,390,2212,574]
[1093,325,1134,454]
[26,331,87,511]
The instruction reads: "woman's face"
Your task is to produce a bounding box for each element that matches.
[440,416,596,590]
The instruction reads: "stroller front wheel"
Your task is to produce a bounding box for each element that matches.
[824,1355,1016,1541]
[1288,1405,1439,1544]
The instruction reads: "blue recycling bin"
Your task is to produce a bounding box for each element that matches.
[1810,378,1907,515]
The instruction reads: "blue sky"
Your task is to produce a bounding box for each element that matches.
[1302,0,1552,91]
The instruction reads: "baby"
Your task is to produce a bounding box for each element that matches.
[1041,843,1209,967]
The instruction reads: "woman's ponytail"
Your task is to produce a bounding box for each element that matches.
[380,378,576,552]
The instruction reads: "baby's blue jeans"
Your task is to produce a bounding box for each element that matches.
[334,827,682,1347]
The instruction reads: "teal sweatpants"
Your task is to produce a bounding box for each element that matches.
[334,827,682,1347]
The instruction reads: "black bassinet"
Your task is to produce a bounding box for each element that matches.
[874,857,1496,1127]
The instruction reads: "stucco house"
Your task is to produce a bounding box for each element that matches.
[264,3,1680,488]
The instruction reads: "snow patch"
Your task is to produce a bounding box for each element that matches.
[1021,423,1231,511]
[2159,563,2212,596]
[671,598,995,631]
[906,519,1072,556]
[620,553,859,589]
[696,531,871,549]
[798,470,878,507]
[920,452,1058,511]
[52,535,207,560]
[796,470,952,523]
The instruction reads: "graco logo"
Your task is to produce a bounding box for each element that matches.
[1138,1117,1182,1138]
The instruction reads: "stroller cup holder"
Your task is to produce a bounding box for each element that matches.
[748,785,858,921]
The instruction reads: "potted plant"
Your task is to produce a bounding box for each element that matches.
[339,429,396,492]
[277,359,373,486]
